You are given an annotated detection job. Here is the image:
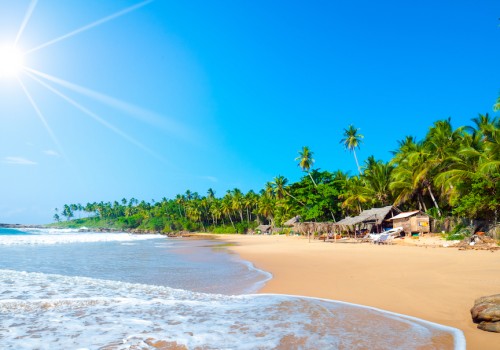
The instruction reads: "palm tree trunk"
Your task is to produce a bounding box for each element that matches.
[426,184,442,217]
[285,190,306,206]
[353,150,361,175]
[418,192,427,212]
[308,172,318,188]
[228,215,235,229]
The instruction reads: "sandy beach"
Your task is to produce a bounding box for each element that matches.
[220,234,500,349]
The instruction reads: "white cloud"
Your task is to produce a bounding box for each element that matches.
[43,150,60,157]
[4,157,37,165]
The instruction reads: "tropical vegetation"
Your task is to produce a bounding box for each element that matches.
[52,105,500,234]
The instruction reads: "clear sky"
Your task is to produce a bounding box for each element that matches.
[0,0,499,224]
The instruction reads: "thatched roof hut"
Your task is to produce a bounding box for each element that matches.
[284,215,301,227]
[333,206,401,234]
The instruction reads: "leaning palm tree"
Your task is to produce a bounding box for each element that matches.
[340,125,364,175]
[295,146,318,187]
[272,175,305,205]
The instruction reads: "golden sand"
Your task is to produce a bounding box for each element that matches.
[218,234,500,349]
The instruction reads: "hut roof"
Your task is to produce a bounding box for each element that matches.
[335,206,400,226]
[284,215,301,226]
[388,210,424,220]
[256,224,272,232]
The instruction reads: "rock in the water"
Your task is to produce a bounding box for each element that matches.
[471,294,500,333]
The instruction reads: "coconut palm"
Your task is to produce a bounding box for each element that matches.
[272,175,306,205]
[295,146,318,187]
[243,190,257,222]
[340,124,364,175]
[231,188,245,222]
[494,95,500,112]
[339,176,370,214]
[390,137,428,211]
[222,192,235,228]
[257,193,275,226]
[390,134,442,215]
[362,156,394,206]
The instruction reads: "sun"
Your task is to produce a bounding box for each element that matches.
[0,45,25,78]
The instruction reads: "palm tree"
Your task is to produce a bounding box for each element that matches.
[231,188,245,222]
[340,125,364,175]
[210,199,223,225]
[295,146,318,187]
[272,175,305,205]
[494,95,500,112]
[243,190,257,222]
[222,192,235,228]
[362,157,394,206]
[340,176,370,214]
[390,134,442,216]
[390,137,428,211]
[257,193,275,226]
[175,194,186,218]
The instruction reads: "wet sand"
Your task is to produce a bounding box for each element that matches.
[220,234,500,349]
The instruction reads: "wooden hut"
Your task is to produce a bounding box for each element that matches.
[388,211,430,236]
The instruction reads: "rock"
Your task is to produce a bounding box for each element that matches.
[471,302,492,322]
[478,321,500,333]
[473,304,500,322]
[475,294,500,305]
[471,294,500,333]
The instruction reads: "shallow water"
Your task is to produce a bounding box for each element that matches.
[0,228,465,349]
[0,229,269,295]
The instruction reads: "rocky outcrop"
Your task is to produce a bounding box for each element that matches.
[471,294,500,333]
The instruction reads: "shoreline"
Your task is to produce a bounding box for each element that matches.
[219,234,500,350]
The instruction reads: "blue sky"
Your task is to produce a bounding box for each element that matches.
[0,0,499,224]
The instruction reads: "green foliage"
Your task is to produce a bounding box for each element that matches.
[117,215,143,228]
[52,104,500,233]
[452,173,499,220]
[211,225,239,234]
[442,223,473,241]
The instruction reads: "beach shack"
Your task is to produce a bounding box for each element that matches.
[388,211,430,236]
[333,206,401,237]
[284,215,301,227]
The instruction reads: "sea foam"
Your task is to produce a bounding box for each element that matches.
[0,232,161,245]
[0,269,465,349]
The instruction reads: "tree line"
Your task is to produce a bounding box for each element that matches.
[54,110,499,233]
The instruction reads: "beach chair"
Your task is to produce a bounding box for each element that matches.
[374,233,392,245]
[358,233,372,243]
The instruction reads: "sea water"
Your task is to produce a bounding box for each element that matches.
[0,228,465,349]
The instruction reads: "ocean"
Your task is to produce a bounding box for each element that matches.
[0,228,465,349]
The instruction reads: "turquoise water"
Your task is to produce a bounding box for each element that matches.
[0,228,465,349]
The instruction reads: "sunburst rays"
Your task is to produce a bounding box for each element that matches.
[8,0,180,166]
[24,0,153,55]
